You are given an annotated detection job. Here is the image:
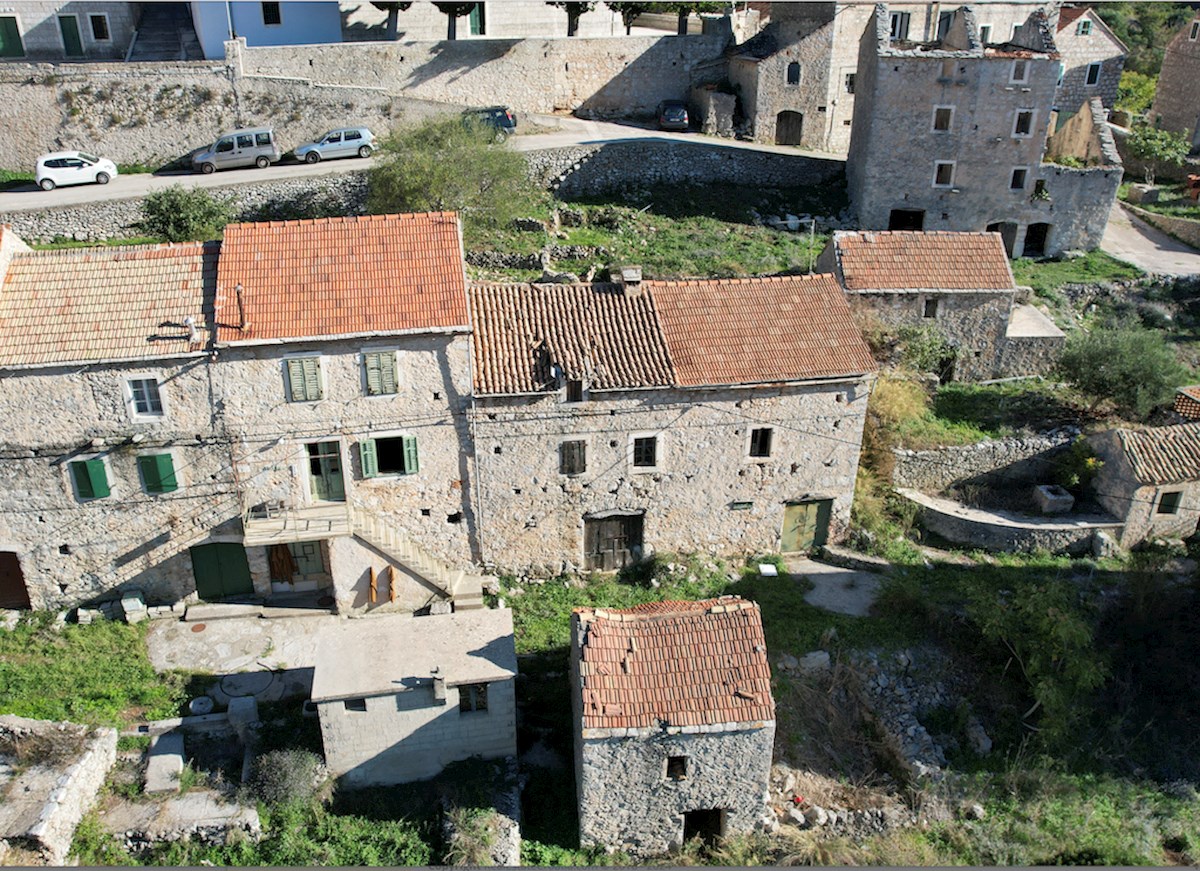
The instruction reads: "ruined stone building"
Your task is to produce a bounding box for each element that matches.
[1052,6,1125,113]
[570,597,775,854]
[817,230,1064,381]
[846,4,1122,257]
[1151,13,1200,153]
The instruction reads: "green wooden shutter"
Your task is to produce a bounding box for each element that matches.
[0,17,24,58]
[364,352,398,396]
[402,435,419,475]
[287,357,322,402]
[359,439,379,478]
[140,454,177,493]
[286,359,307,402]
[364,353,382,395]
[71,459,109,499]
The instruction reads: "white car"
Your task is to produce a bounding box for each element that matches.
[35,151,118,191]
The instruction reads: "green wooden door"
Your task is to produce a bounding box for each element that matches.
[190,543,254,600]
[468,3,485,35]
[0,17,24,58]
[58,15,83,56]
[306,442,345,502]
[781,500,832,552]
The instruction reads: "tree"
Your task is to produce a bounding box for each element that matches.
[1094,2,1192,76]
[666,2,725,35]
[546,1,595,37]
[1115,70,1157,117]
[605,1,649,35]
[1056,324,1190,419]
[140,185,232,242]
[367,117,532,237]
[433,1,477,40]
[1126,124,1189,184]
[370,1,412,40]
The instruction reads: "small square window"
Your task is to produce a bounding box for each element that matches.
[923,298,939,318]
[128,378,163,416]
[560,440,587,475]
[565,379,584,403]
[1157,491,1183,515]
[344,698,367,712]
[936,11,952,39]
[255,132,272,147]
[667,755,688,780]
[632,436,658,468]
[70,459,110,500]
[932,106,953,132]
[844,73,855,94]
[1191,21,1200,41]
[360,435,419,477]
[933,161,955,188]
[262,2,282,26]
[889,11,910,40]
[1010,59,1029,83]
[979,24,992,43]
[1033,179,1048,199]
[89,14,110,41]
[459,683,488,713]
[1076,18,1092,36]
[1085,62,1101,86]
[786,61,800,86]
[749,427,773,458]
[138,454,178,494]
[1010,167,1028,190]
[1013,109,1035,137]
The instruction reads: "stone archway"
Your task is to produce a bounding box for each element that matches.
[775,111,804,146]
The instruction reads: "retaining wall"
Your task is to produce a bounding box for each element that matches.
[1121,202,1200,252]
[891,431,1077,494]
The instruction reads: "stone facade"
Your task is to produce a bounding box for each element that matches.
[1150,16,1200,152]
[1051,8,1125,113]
[0,2,137,62]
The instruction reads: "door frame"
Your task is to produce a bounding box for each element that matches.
[304,439,346,503]
[0,550,32,610]
[781,498,834,553]
[57,13,84,57]
[583,512,645,571]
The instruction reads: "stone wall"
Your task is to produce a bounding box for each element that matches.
[1052,12,1124,113]
[1150,18,1200,150]
[994,334,1064,378]
[891,431,1076,493]
[1121,203,1200,252]
[1088,428,1200,546]
[317,677,517,786]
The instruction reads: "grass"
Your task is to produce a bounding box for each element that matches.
[0,167,34,191]
[32,235,166,250]
[1010,250,1144,305]
[929,380,1094,435]
[1121,181,1200,222]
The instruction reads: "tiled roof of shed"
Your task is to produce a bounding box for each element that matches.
[1173,386,1200,421]
[469,275,874,394]
[574,597,774,731]
[1116,423,1200,485]
[0,242,213,368]
[834,231,1016,292]
[215,213,468,345]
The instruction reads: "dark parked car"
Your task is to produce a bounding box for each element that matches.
[464,106,518,140]
[657,100,689,131]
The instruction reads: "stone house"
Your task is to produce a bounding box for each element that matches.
[342,0,641,41]
[817,230,1064,380]
[1052,6,1126,113]
[846,4,1121,258]
[1089,423,1200,547]
[0,2,139,61]
[1150,14,1200,152]
[468,274,877,575]
[570,596,775,854]
[312,607,517,787]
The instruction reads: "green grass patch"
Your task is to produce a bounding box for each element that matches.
[930,380,1092,435]
[1011,251,1144,305]
[1121,181,1200,221]
[32,235,166,250]
[0,168,35,191]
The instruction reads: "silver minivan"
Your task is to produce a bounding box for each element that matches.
[192,128,282,173]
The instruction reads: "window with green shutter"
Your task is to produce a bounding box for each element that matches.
[359,435,419,477]
[138,454,178,493]
[70,459,110,499]
[363,351,399,396]
[286,357,323,402]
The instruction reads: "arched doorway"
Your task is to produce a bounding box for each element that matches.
[986,221,1018,256]
[0,551,31,610]
[775,111,804,145]
[1023,223,1051,258]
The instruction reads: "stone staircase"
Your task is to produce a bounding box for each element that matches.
[350,508,488,611]
[126,3,204,62]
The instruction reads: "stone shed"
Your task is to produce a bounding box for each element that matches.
[311,608,517,787]
[1088,423,1200,547]
[570,597,775,855]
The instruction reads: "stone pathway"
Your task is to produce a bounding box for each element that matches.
[1100,202,1200,276]
[785,557,882,617]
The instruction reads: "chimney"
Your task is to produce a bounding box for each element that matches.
[612,265,643,297]
[431,669,446,704]
[235,283,250,332]
[183,315,199,345]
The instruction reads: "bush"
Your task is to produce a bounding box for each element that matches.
[1116,70,1156,116]
[1053,436,1104,495]
[139,184,232,241]
[896,325,957,379]
[1056,324,1191,419]
[247,749,324,807]
[1126,125,1189,185]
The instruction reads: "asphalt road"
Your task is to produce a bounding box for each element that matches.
[1099,201,1200,276]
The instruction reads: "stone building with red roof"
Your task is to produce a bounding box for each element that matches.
[570,597,775,853]
[1150,14,1200,153]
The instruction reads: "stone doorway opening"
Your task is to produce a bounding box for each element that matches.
[888,209,925,230]
[584,513,644,571]
[1023,222,1051,258]
[0,550,31,610]
[775,111,804,145]
[986,221,1018,256]
[683,808,726,846]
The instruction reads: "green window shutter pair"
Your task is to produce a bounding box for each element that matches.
[138,454,178,494]
[70,459,110,499]
[286,357,322,402]
[364,352,398,396]
[359,435,419,478]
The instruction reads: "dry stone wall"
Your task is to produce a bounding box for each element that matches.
[1121,203,1200,252]
[891,431,1076,493]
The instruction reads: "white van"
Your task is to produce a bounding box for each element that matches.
[191,128,282,173]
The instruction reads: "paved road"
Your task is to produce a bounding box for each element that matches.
[1100,201,1200,276]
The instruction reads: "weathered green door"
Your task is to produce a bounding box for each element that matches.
[190,543,253,600]
[0,17,24,58]
[781,500,832,552]
[306,442,345,502]
[468,2,485,35]
[58,15,83,56]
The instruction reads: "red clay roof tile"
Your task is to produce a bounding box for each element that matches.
[1116,423,1200,485]
[833,231,1016,292]
[1174,386,1200,421]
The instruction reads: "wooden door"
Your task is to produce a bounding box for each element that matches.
[190,543,254,600]
[781,500,832,552]
[0,551,31,610]
[58,15,83,56]
[0,16,24,57]
[585,515,644,570]
[307,442,345,502]
[775,111,804,146]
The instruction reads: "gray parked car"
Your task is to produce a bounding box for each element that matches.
[191,127,282,173]
[294,127,376,164]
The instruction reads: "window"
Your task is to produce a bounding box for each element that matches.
[345,130,363,141]
[459,683,488,713]
[1010,166,1028,190]
[1157,491,1183,515]
[1012,109,1035,137]
[363,351,398,395]
[255,131,272,147]
[128,379,163,416]
[0,16,25,58]
[89,14,110,41]
[343,698,367,712]
[359,435,419,477]
[215,137,234,153]
[667,756,688,780]
[1076,18,1091,36]
[261,2,282,26]
[1191,21,1200,40]
[70,459,110,500]
[932,161,955,188]
[786,61,800,86]
[923,298,939,318]
[978,24,992,44]
[632,436,658,469]
[236,133,253,149]
[560,440,587,475]
[286,357,322,402]
[937,11,953,39]
[889,11,910,40]
[1010,59,1030,84]
[1085,61,1101,86]
[564,379,584,403]
[749,427,773,458]
[932,105,954,132]
[138,454,178,494]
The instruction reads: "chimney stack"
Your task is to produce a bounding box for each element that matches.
[235,283,249,332]
[612,265,643,297]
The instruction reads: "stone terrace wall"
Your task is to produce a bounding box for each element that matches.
[995,335,1064,379]
[892,431,1076,493]
[1122,203,1200,252]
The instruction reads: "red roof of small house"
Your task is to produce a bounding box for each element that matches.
[573,597,775,731]
[1056,7,1088,32]
[1115,423,1200,485]
[832,231,1016,292]
[1173,386,1200,420]
[215,213,468,345]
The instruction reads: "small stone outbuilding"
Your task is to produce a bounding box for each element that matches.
[311,608,517,787]
[1151,14,1200,153]
[570,597,775,855]
[1088,423,1200,547]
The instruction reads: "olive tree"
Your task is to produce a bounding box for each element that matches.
[1056,324,1190,419]
[1126,125,1189,185]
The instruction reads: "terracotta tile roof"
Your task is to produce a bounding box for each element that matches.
[1056,6,1087,32]
[1174,386,1200,421]
[574,597,775,731]
[469,275,874,394]
[215,213,468,345]
[833,231,1016,292]
[648,274,875,386]
[0,243,214,368]
[1116,423,1200,485]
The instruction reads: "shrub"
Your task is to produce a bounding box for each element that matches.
[1126,125,1189,185]
[1056,324,1190,419]
[1053,436,1103,495]
[139,185,232,241]
[897,325,957,378]
[247,749,324,807]
[1116,70,1156,116]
